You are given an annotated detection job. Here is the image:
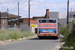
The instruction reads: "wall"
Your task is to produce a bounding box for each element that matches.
[49,12,59,19]
[58,12,67,19]
[49,12,67,25]
[1,18,8,29]
[59,18,67,26]
[23,18,32,23]
[20,23,31,31]
[30,24,38,34]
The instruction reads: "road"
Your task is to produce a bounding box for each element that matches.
[0,37,60,50]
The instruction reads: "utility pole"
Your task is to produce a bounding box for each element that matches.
[18,2,19,27]
[7,8,9,18]
[7,8,10,39]
[0,12,1,28]
[28,0,30,38]
[71,8,72,12]
[71,8,73,20]
[28,0,30,26]
[7,8,9,29]
[67,0,69,28]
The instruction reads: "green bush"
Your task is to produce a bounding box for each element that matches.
[60,25,70,41]
[60,23,75,50]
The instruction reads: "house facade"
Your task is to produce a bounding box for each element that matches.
[8,14,21,26]
[0,12,8,29]
[0,12,21,29]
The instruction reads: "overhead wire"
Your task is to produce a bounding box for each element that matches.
[9,4,18,11]
[20,0,27,5]
[19,0,27,11]
[20,1,27,9]
[32,1,67,3]
[10,8,18,14]
[9,0,27,14]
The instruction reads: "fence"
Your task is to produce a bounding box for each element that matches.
[0,24,34,41]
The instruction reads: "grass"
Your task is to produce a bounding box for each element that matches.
[0,29,34,41]
[59,23,75,50]
[63,32,75,50]
[63,23,75,50]
[60,26,70,42]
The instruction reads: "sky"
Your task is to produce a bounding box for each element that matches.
[0,0,75,18]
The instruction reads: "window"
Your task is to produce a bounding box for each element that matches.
[73,15,75,18]
[35,28,37,34]
[3,20,6,24]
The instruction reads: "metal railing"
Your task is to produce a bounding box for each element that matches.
[0,24,34,41]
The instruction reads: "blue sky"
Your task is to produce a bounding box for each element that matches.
[0,0,75,18]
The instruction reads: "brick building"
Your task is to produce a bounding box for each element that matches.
[19,18,32,24]
[19,9,49,33]
[0,12,21,29]
[0,12,8,29]
[8,14,21,26]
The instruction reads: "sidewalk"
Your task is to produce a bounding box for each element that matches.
[0,35,37,45]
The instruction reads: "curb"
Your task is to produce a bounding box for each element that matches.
[53,42,65,50]
[0,36,37,45]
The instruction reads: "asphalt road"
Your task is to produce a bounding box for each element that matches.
[0,37,60,50]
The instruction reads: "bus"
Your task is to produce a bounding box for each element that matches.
[37,19,58,39]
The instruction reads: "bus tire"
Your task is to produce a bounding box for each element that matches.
[56,36,59,39]
[38,36,42,39]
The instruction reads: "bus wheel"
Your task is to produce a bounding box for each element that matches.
[38,36,42,39]
[56,36,59,39]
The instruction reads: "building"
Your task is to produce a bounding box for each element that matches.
[8,14,21,26]
[19,9,70,33]
[30,9,68,33]
[0,12,21,29]
[19,18,32,24]
[30,9,49,33]
[69,11,75,22]
[0,12,8,29]
[33,16,44,20]
[49,12,67,25]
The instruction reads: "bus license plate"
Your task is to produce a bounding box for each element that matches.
[46,35,50,36]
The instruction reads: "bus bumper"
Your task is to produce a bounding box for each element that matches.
[37,33,58,37]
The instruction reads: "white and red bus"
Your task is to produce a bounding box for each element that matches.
[37,19,58,39]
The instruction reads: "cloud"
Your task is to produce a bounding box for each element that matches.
[29,1,75,18]
[0,0,75,18]
[70,2,75,10]
[0,0,5,2]
[40,0,44,2]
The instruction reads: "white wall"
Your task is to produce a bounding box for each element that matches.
[30,24,38,33]
[58,12,67,19]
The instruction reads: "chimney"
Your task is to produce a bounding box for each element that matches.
[46,9,49,18]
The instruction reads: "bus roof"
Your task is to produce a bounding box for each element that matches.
[38,18,58,21]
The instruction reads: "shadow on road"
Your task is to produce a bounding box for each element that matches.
[29,37,58,40]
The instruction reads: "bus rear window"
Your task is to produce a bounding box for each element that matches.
[39,20,56,23]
